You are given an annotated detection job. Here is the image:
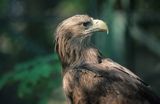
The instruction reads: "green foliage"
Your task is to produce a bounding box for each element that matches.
[55,0,88,16]
[0,0,8,15]
[0,54,62,104]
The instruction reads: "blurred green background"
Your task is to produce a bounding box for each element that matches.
[0,0,160,104]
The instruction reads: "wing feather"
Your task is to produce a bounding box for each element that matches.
[71,58,160,104]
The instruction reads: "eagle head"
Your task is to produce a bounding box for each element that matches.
[55,15,108,40]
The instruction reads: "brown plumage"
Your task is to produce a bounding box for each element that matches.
[55,15,160,104]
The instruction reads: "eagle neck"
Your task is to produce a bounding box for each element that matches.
[56,35,101,69]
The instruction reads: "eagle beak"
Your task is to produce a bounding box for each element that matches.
[90,19,109,34]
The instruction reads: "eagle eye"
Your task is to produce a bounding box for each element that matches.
[82,21,91,27]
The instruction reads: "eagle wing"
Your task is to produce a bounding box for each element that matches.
[63,58,160,104]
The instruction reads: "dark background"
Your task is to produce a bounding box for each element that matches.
[0,0,160,104]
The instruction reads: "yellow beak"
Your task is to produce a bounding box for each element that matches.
[93,19,109,33]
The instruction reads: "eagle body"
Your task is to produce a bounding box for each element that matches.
[55,15,160,104]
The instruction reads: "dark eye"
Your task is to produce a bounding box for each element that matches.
[83,21,91,27]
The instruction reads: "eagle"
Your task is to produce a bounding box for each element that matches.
[54,15,160,104]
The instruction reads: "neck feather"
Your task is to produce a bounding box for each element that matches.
[55,34,101,68]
